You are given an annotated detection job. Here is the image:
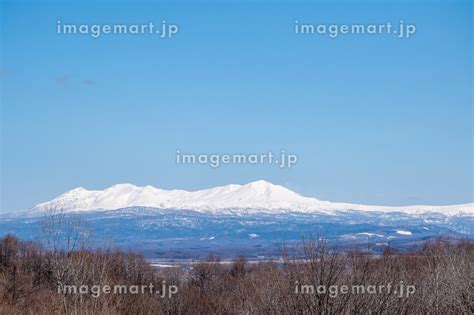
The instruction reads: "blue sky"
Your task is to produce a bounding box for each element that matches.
[1,0,472,212]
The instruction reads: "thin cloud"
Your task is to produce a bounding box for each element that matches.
[55,75,96,86]
[55,75,69,85]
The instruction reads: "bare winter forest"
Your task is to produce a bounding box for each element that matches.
[0,214,472,314]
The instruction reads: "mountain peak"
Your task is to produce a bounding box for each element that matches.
[108,183,139,190]
[67,187,88,193]
[247,179,273,187]
[244,180,276,192]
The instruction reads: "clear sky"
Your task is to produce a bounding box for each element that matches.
[1,0,472,213]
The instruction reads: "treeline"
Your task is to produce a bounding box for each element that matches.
[0,214,472,314]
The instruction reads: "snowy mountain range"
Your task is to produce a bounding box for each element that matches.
[2,180,472,258]
[29,180,473,216]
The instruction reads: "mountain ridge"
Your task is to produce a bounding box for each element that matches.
[27,180,473,216]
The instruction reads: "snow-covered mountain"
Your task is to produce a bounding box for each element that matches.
[3,180,472,258]
[29,180,473,216]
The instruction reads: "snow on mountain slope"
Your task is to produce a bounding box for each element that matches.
[29,180,473,216]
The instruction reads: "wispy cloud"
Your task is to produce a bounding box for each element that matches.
[55,76,96,86]
[0,68,9,76]
[55,75,69,85]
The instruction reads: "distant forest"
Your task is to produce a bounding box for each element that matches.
[0,214,472,314]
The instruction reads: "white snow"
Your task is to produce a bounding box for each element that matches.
[396,230,413,236]
[27,180,473,216]
[200,236,215,241]
[150,264,175,268]
[356,232,384,238]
